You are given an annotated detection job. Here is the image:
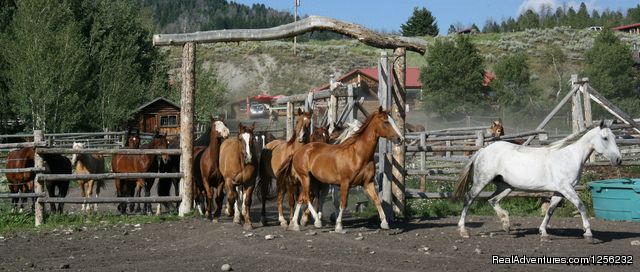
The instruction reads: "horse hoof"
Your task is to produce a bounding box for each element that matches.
[233,218,241,224]
[460,230,470,238]
[280,221,289,229]
[289,224,300,231]
[243,224,253,231]
[212,218,219,223]
[502,225,511,234]
[380,221,390,230]
[314,221,323,228]
[334,227,346,234]
[300,218,308,226]
[584,235,594,244]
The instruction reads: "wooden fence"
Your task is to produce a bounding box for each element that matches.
[0,130,182,226]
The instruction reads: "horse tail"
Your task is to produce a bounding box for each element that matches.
[453,153,478,202]
[193,151,205,193]
[276,154,294,189]
[255,149,275,202]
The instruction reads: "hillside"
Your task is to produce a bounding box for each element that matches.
[165,27,640,101]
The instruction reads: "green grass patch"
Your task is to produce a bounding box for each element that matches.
[0,202,186,236]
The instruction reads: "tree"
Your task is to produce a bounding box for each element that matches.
[421,35,486,118]
[470,23,480,33]
[493,53,542,113]
[517,9,540,29]
[400,7,439,37]
[627,5,640,24]
[541,45,567,99]
[584,29,639,115]
[0,0,17,134]
[447,24,457,35]
[5,0,90,132]
[575,2,591,28]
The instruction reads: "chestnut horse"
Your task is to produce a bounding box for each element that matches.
[192,117,230,220]
[310,126,330,143]
[256,109,312,227]
[219,123,258,230]
[5,147,35,212]
[112,130,169,214]
[277,107,404,232]
[71,142,105,212]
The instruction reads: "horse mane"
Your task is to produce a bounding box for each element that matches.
[194,126,212,146]
[339,113,379,146]
[548,126,594,149]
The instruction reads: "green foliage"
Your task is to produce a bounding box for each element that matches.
[5,0,90,132]
[421,35,486,119]
[493,53,545,114]
[584,29,640,116]
[400,7,439,37]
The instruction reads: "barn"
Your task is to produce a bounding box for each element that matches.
[128,97,181,136]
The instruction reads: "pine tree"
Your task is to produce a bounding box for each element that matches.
[400,7,439,37]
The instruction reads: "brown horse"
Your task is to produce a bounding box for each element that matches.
[5,147,35,212]
[192,117,230,220]
[277,107,404,232]
[256,109,312,227]
[310,126,330,143]
[71,142,105,212]
[112,130,169,214]
[219,123,258,230]
[42,153,72,213]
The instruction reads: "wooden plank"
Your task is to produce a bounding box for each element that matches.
[586,85,640,134]
[153,16,427,54]
[0,193,47,198]
[179,42,195,217]
[0,142,45,149]
[407,169,461,175]
[406,145,481,152]
[286,102,294,141]
[523,85,579,145]
[377,51,392,222]
[37,172,182,181]
[41,196,182,204]
[0,167,46,174]
[571,75,586,133]
[37,148,181,155]
[581,78,593,131]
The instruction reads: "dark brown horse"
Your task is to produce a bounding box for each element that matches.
[256,109,312,227]
[277,107,404,232]
[192,117,230,220]
[112,130,169,214]
[42,153,72,213]
[219,123,258,230]
[5,147,35,212]
[310,126,330,143]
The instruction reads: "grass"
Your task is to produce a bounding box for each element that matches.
[0,202,186,236]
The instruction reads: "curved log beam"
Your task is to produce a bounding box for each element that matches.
[153,16,427,54]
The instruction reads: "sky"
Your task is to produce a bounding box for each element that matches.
[232,0,639,35]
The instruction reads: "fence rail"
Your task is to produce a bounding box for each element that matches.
[40,196,182,204]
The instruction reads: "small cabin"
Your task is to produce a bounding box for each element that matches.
[128,97,180,137]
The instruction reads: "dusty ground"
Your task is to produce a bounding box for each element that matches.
[1,206,639,272]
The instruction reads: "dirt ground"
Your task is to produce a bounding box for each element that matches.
[1,199,639,272]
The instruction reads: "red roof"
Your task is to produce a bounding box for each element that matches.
[312,67,422,92]
[612,22,640,31]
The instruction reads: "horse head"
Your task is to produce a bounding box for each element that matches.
[490,119,504,138]
[212,116,230,139]
[294,108,312,143]
[70,142,85,166]
[373,106,404,145]
[593,120,622,165]
[310,126,330,143]
[239,123,256,164]
[151,132,170,164]
[126,130,141,148]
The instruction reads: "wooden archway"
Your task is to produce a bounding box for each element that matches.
[153,15,427,216]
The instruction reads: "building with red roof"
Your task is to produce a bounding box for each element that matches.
[612,22,640,34]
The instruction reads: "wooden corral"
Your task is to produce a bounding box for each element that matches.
[128,97,181,137]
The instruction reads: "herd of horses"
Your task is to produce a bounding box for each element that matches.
[3,111,623,241]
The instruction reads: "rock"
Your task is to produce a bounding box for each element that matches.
[474,248,482,254]
[369,251,375,254]
[305,231,317,236]
[355,236,364,241]
[122,231,129,236]
[133,224,141,228]
[25,262,34,267]
[418,247,430,253]
[59,263,70,269]
[244,232,255,238]
[221,264,232,271]
[452,246,458,251]
[631,240,640,246]
[278,243,287,250]
[489,232,496,238]
[265,235,275,240]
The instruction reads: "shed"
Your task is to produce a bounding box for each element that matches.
[128,97,181,136]
[612,22,640,34]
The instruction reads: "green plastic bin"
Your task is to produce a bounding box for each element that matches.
[588,178,640,222]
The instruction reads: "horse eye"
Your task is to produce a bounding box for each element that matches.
[603,137,608,141]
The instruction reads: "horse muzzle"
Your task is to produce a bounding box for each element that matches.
[612,157,622,166]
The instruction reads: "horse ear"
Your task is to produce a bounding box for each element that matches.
[598,119,605,129]
[378,106,383,113]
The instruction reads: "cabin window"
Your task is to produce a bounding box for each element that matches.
[160,115,178,127]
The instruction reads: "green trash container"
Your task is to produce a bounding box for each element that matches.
[588,178,640,222]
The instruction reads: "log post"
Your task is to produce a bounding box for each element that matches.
[391,47,406,216]
[33,130,44,227]
[571,74,586,133]
[347,84,355,123]
[179,42,195,217]
[286,101,294,141]
[419,132,426,192]
[377,51,393,222]
[328,75,338,134]
[475,130,484,150]
[581,77,595,162]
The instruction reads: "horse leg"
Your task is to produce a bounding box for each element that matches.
[225,179,239,224]
[363,181,389,230]
[288,174,312,232]
[316,183,330,227]
[276,182,288,228]
[133,180,143,213]
[334,183,350,233]
[115,178,125,214]
[539,194,563,240]
[458,175,492,238]
[47,183,57,213]
[330,185,340,223]
[144,178,154,215]
[58,181,69,214]
[213,181,224,222]
[487,183,513,233]
[79,180,87,212]
[558,186,593,242]
[203,177,214,221]
[233,186,242,223]
[242,185,254,230]
[87,180,96,212]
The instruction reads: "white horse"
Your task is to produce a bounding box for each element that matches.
[454,120,621,242]
[71,142,105,212]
